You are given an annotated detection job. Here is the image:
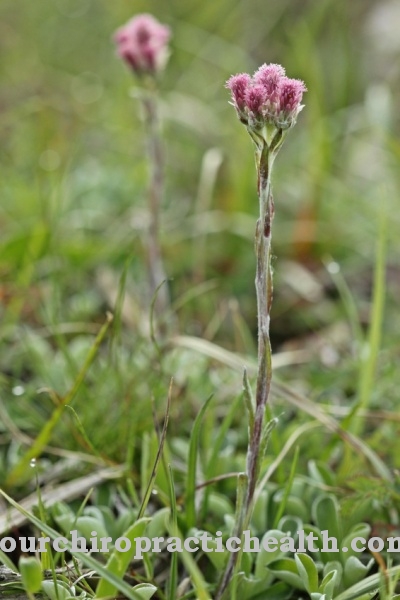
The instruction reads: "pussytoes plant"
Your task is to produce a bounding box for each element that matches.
[114,14,171,316]
[217,63,307,598]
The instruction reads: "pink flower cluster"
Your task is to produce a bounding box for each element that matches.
[226,64,307,130]
[114,14,171,76]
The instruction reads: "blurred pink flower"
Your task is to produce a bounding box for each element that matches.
[114,14,171,75]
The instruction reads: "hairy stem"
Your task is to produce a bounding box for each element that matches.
[142,92,169,315]
[246,142,274,509]
[216,143,274,599]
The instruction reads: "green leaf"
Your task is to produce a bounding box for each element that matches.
[125,584,158,600]
[260,417,279,464]
[276,515,303,539]
[267,558,305,590]
[207,492,235,520]
[255,530,289,578]
[343,556,374,588]
[95,517,150,598]
[238,576,292,600]
[334,565,400,600]
[76,516,109,541]
[323,562,343,595]
[146,507,169,539]
[312,495,342,549]
[277,495,308,523]
[230,472,249,599]
[295,553,319,594]
[193,530,227,570]
[243,367,255,434]
[301,525,323,562]
[0,548,17,572]
[42,581,71,600]
[19,556,43,594]
[273,446,299,528]
[319,569,339,600]
[52,502,75,534]
[252,489,269,532]
[308,460,335,487]
[341,523,371,559]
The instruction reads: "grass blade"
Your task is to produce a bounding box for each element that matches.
[344,205,387,435]
[137,379,172,520]
[166,464,178,600]
[185,394,213,529]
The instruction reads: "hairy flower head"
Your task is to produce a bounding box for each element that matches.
[244,84,267,126]
[226,63,306,137]
[225,73,251,120]
[114,14,171,76]
[254,63,285,98]
[277,78,307,128]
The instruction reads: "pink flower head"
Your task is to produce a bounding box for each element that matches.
[254,63,285,84]
[114,14,171,75]
[226,73,251,119]
[278,77,307,126]
[244,84,267,124]
[226,63,306,134]
[253,63,285,106]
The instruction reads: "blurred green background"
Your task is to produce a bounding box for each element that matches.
[1,0,400,464]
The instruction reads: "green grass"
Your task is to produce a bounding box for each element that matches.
[1,0,400,598]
